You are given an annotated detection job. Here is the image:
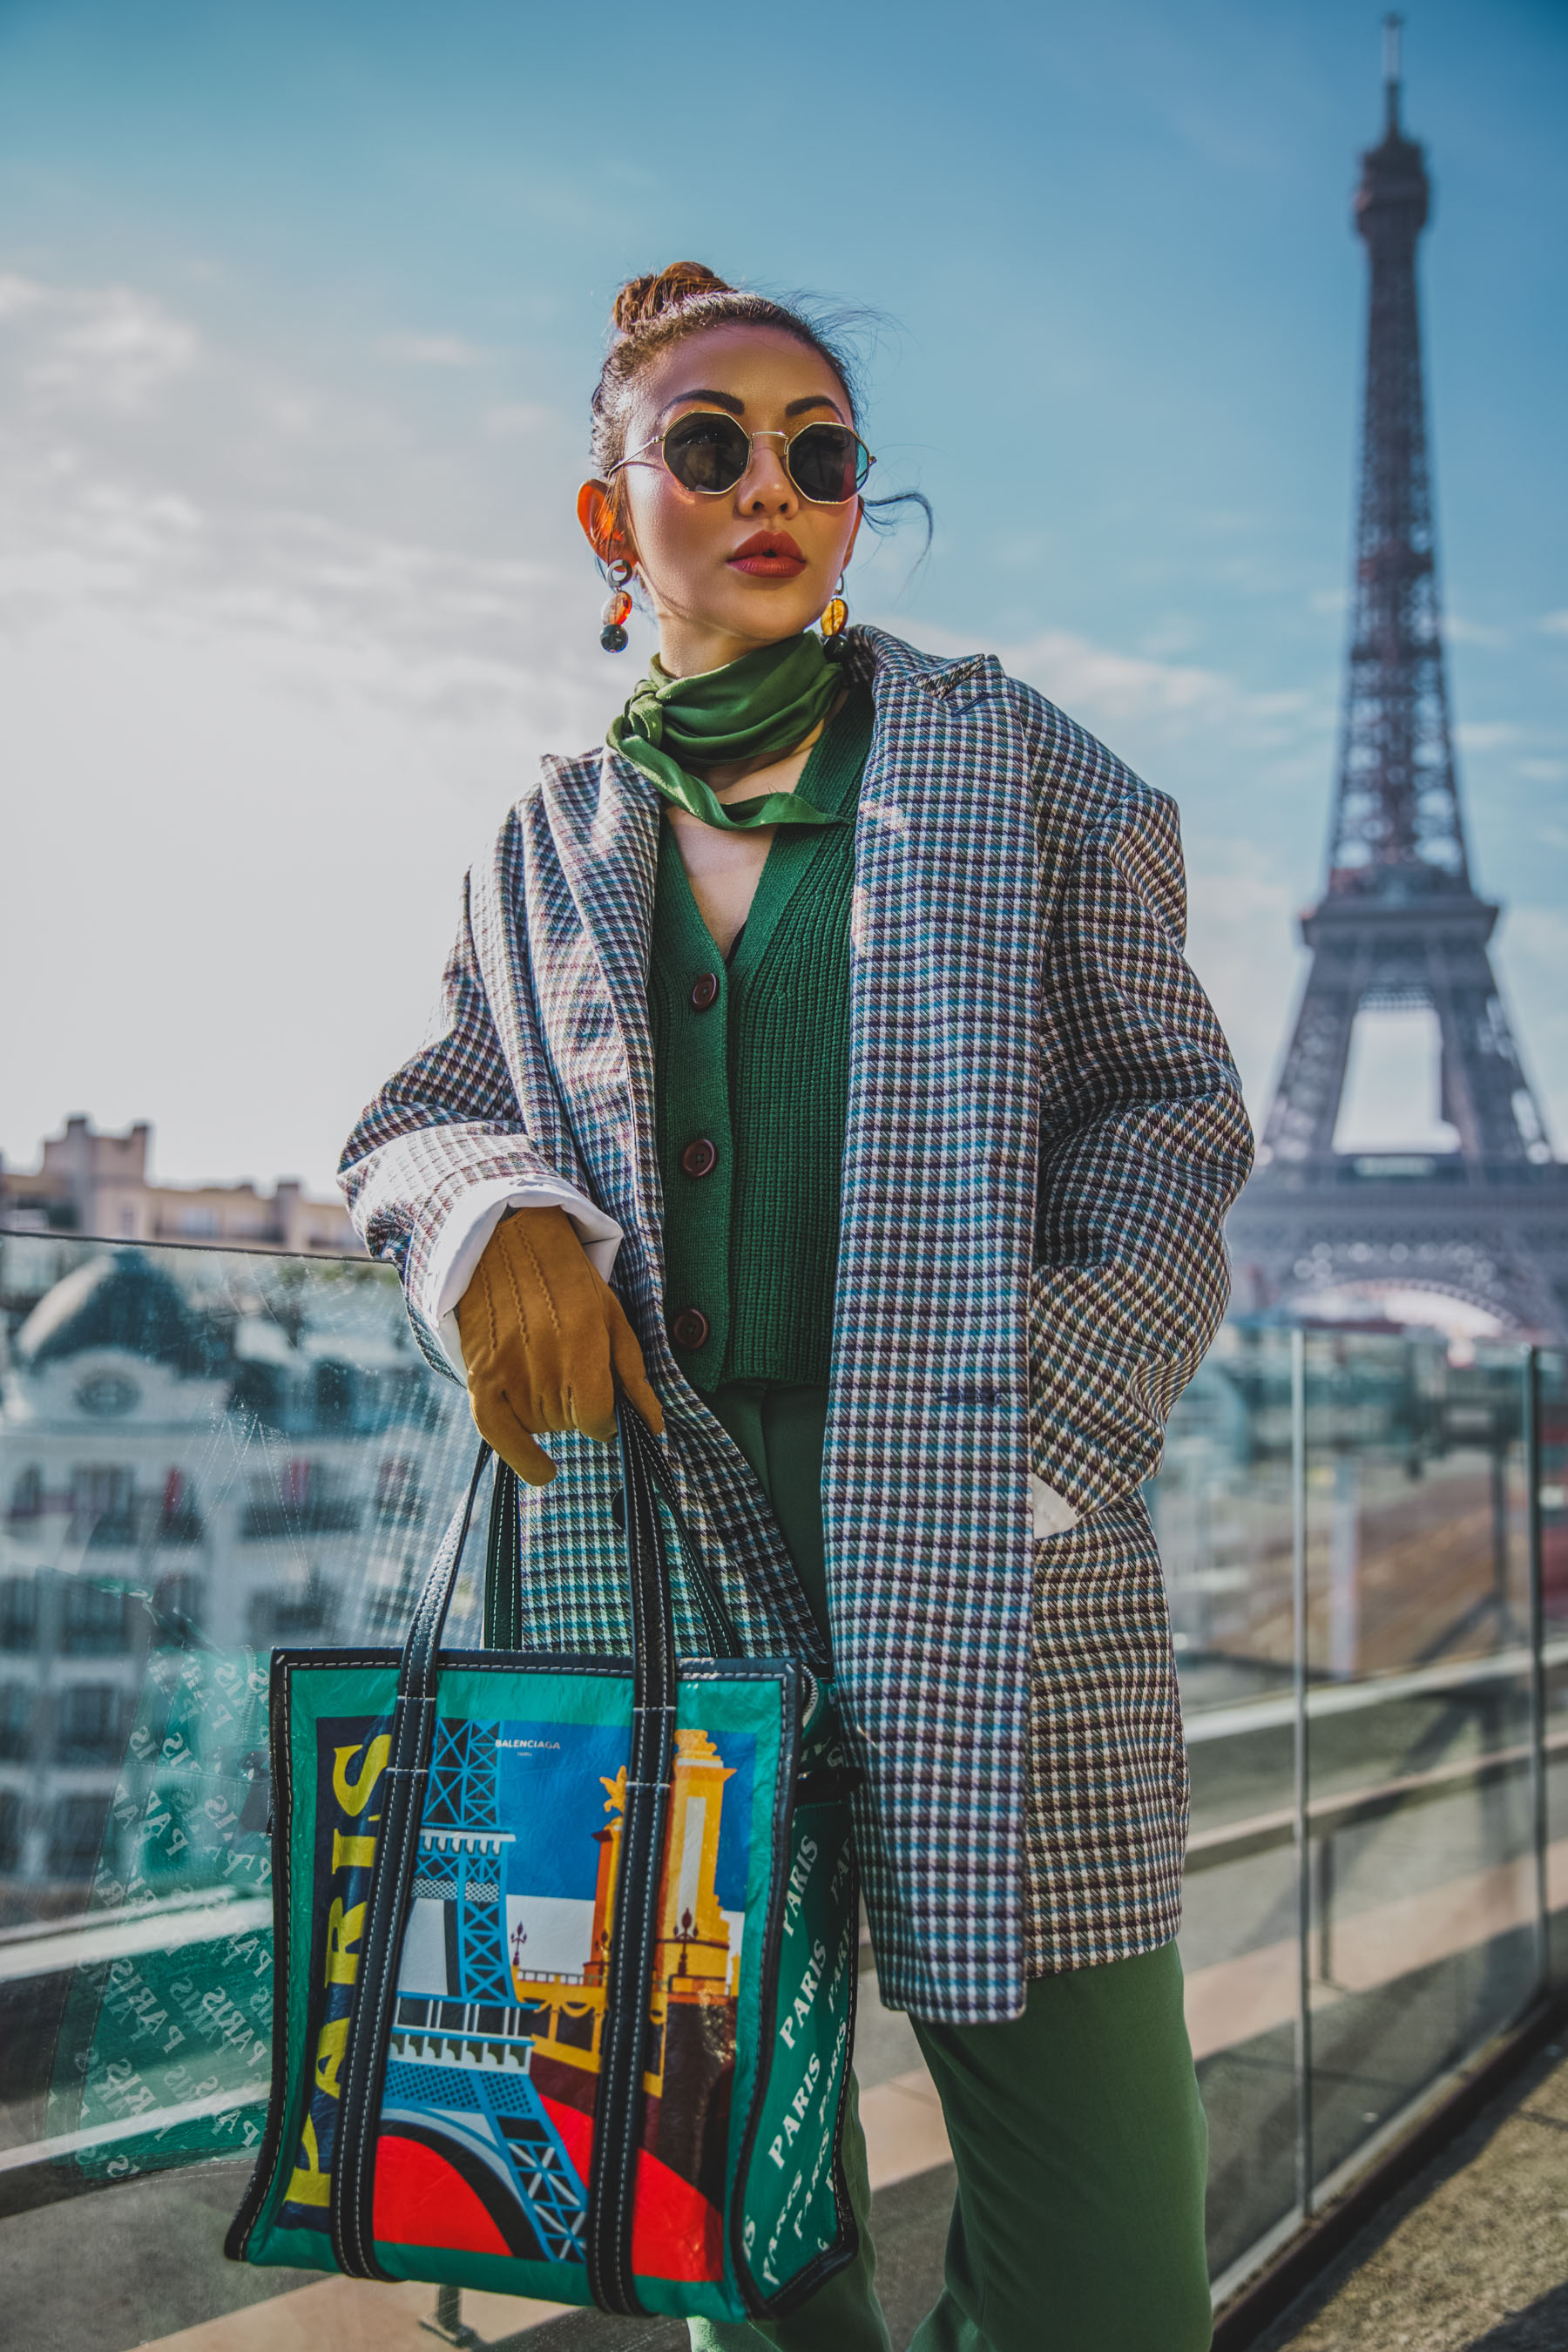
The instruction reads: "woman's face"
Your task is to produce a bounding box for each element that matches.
[578,323,862,677]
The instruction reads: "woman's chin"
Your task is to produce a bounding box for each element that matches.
[715,585,824,642]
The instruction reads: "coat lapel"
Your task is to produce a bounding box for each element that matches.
[531,746,669,1309]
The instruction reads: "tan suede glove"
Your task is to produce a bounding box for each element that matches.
[454,1206,663,1485]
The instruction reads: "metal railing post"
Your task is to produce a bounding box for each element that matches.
[1291,1325,1314,2214]
[1524,1347,1549,1994]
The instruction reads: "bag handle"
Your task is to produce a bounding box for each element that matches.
[328,1399,712,2314]
[585,1400,675,2313]
[483,1404,744,1661]
[329,1436,493,2281]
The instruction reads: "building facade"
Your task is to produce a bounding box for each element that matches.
[1,1117,359,1257]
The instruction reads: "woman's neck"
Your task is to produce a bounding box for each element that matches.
[653,616,803,681]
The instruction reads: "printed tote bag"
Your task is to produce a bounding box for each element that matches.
[226,1402,862,2324]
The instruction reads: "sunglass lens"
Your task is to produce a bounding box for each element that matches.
[788,424,868,504]
[663,411,751,493]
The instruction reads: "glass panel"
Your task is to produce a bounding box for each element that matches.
[1,1249,1556,2332]
[1301,1331,1536,2195]
[0,1230,476,2207]
[1540,1348,1568,1990]
[1160,1326,1303,2280]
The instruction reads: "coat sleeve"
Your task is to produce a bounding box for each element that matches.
[1028,788,1254,1517]
[337,862,622,1376]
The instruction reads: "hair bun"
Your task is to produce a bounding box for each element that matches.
[612,261,733,334]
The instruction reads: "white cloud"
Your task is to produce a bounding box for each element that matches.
[1540,610,1568,637]
[484,401,558,436]
[1183,854,1300,1132]
[1445,612,1507,648]
[0,273,199,412]
[1518,758,1568,785]
[918,618,1322,759]
[1456,720,1522,752]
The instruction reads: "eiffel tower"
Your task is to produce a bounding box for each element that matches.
[1227,20,1568,1341]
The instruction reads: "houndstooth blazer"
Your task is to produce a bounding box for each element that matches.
[340,625,1254,2025]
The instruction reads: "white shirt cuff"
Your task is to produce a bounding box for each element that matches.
[424,1176,625,1377]
[1030,1474,1079,1538]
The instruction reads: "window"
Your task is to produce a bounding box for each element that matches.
[62,1580,130,1656]
[313,1360,355,1430]
[159,1468,202,1545]
[250,1574,335,1644]
[0,1791,20,1873]
[0,1683,32,1761]
[57,1684,122,1764]
[152,1571,202,1634]
[375,1456,423,1525]
[71,1466,134,1545]
[8,1468,42,1521]
[0,1579,37,1652]
[51,1793,111,1880]
[242,1461,359,1539]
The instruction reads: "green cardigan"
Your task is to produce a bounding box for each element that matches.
[646,685,874,1391]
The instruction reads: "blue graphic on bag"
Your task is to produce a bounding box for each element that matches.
[280,1709,760,2278]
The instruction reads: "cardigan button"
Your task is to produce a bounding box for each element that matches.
[671,1307,711,1350]
[679,1136,718,1179]
[690,971,720,1012]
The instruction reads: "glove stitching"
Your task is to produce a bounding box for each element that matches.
[516,1219,564,1340]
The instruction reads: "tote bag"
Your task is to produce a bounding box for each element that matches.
[226,1401,862,2325]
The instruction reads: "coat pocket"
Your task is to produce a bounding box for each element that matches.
[1022,1496,1188,1970]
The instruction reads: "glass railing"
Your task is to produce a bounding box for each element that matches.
[1158,1322,1567,2295]
[1,1230,1563,2340]
[0,1231,479,2213]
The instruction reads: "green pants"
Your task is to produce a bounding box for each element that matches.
[697,1384,1213,2352]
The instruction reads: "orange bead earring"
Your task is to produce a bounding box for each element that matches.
[820,574,849,660]
[600,558,634,652]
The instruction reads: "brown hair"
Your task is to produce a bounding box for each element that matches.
[590,261,862,486]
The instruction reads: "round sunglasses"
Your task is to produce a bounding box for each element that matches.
[611,409,875,505]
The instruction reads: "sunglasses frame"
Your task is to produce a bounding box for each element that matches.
[609,410,875,506]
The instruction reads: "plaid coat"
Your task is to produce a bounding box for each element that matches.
[340,625,1254,2025]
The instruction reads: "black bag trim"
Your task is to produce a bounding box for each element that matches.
[482,1454,524,1651]
[224,1649,300,2264]
[582,1406,669,2311]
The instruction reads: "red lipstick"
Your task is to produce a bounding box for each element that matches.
[728,530,808,578]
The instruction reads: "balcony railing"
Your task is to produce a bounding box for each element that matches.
[0,1228,1563,2342]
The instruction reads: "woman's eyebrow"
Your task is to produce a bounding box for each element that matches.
[662,387,745,417]
[659,388,848,422]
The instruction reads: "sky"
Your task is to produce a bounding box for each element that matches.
[1,0,1565,1193]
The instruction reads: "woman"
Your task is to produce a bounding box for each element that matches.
[341,261,1254,2352]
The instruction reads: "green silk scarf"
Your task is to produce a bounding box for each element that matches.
[607,632,847,832]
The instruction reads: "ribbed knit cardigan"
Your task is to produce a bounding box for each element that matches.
[646,686,874,1389]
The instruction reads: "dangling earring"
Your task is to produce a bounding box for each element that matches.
[820,575,849,661]
[600,558,634,652]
